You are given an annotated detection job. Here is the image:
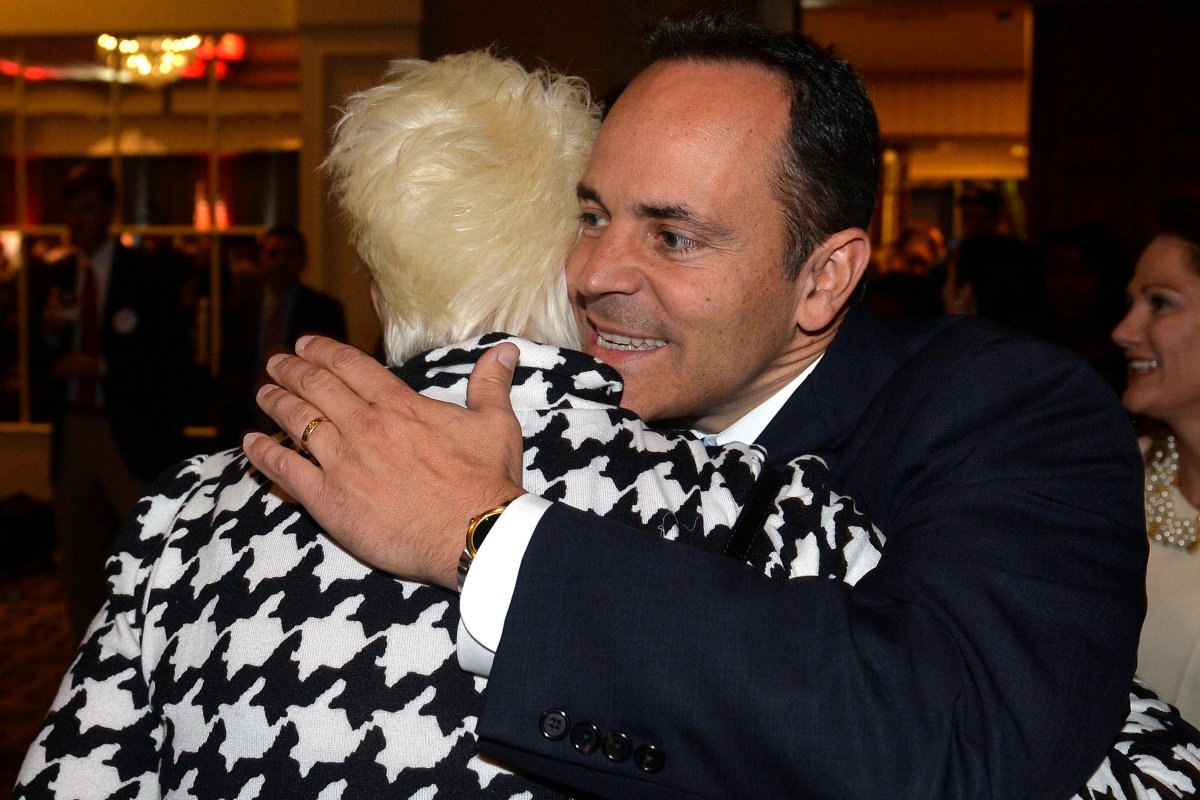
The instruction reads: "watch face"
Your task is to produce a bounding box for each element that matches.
[467,506,507,555]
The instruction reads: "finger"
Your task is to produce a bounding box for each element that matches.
[465,343,519,411]
[265,351,370,421]
[256,382,337,448]
[242,431,326,503]
[299,414,336,458]
[294,335,411,405]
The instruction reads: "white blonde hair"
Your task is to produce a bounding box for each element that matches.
[324,51,599,364]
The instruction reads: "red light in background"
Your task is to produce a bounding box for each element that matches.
[215,34,246,62]
[179,60,227,80]
[0,61,60,81]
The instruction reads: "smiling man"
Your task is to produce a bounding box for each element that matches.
[567,58,821,432]
[246,15,1145,800]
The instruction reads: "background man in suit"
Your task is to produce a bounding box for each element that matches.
[216,223,346,446]
[245,16,1145,799]
[30,165,188,637]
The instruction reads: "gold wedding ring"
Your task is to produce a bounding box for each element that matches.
[300,416,329,454]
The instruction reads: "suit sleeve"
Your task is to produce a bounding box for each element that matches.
[475,334,1146,800]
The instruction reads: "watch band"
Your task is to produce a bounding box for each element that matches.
[456,495,523,592]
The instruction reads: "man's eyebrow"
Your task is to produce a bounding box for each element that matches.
[577,184,602,205]
[577,183,738,244]
[638,202,737,243]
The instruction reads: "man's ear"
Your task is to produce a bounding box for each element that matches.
[795,228,871,332]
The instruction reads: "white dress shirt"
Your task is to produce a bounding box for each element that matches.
[457,354,823,675]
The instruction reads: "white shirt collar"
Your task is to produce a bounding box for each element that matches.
[702,353,824,446]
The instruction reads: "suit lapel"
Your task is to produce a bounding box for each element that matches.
[757,306,910,469]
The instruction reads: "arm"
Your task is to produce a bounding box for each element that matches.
[476,336,1145,800]
[244,336,526,590]
[244,335,1144,800]
[13,462,204,799]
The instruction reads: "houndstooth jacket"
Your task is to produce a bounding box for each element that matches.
[16,334,1200,799]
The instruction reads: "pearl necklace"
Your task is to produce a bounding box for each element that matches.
[1145,435,1200,552]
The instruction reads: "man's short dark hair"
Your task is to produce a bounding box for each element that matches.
[647,14,880,279]
[262,223,307,256]
[61,165,117,206]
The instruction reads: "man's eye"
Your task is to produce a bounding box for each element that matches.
[580,211,607,228]
[660,230,699,251]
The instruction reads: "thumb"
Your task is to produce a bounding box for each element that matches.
[466,342,519,411]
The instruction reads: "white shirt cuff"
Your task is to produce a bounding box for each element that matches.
[456,493,551,676]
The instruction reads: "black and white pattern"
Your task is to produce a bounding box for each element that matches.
[15,335,1200,799]
[13,336,864,799]
[1079,679,1200,800]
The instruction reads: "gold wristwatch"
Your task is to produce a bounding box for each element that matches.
[456,496,522,592]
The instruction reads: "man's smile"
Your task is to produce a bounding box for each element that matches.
[594,329,669,351]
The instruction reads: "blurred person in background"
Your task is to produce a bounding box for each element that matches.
[28,165,187,638]
[1112,196,1200,725]
[216,223,345,447]
[881,220,945,277]
[927,185,1010,292]
[866,221,946,319]
[941,232,1049,335]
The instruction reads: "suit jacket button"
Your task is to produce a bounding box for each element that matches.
[602,731,632,763]
[634,743,665,773]
[540,709,570,741]
[571,722,601,755]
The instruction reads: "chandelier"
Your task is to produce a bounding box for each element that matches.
[96,34,203,85]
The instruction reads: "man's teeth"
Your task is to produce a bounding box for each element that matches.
[596,331,667,351]
[1129,359,1159,373]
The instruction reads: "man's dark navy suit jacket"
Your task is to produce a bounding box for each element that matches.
[477,307,1146,800]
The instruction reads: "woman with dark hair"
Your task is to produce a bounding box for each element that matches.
[1112,197,1200,725]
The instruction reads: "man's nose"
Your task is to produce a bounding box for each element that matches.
[570,236,644,298]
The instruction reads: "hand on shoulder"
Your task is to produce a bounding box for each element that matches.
[242,335,526,588]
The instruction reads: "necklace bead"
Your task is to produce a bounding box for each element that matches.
[1145,435,1200,552]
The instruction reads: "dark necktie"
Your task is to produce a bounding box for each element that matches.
[77,257,99,408]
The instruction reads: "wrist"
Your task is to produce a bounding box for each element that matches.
[456,492,524,592]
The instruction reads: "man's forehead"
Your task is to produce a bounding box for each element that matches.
[582,60,789,211]
[596,61,787,150]
[622,58,783,95]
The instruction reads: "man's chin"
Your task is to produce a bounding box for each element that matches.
[617,383,696,426]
